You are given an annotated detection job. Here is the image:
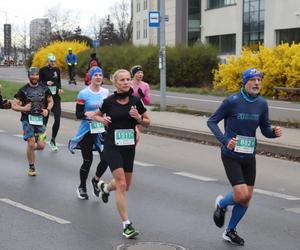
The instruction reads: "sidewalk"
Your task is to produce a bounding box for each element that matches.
[61,102,300,160]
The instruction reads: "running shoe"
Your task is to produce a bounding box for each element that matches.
[49,140,58,151]
[98,180,110,203]
[91,177,100,197]
[222,229,245,246]
[28,167,37,176]
[213,195,226,228]
[76,187,89,200]
[123,223,139,239]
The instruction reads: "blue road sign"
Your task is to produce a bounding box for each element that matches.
[92,39,100,48]
[149,11,160,27]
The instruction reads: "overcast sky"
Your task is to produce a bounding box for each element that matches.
[0,0,121,37]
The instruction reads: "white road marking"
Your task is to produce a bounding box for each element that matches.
[254,189,300,201]
[284,207,300,214]
[269,105,300,112]
[173,172,217,182]
[0,198,71,224]
[0,130,5,133]
[13,134,23,138]
[151,94,300,112]
[134,161,155,167]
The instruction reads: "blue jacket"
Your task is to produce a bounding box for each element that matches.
[207,88,276,159]
[66,53,78,64]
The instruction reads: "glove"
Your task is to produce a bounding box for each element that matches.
[138,88,145,98]
[68,63,72,66]
[74,62,77,66]
[2,99,11,109]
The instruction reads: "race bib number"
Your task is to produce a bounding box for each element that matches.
[234,135,256,154]
[89,121,105,134]
[28,115,43,126]
[114,129,135,146]
[49,86,57,95]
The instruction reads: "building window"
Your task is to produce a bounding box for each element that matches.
[188,0,201,45]
[136,21,140,40]
[243,0,265,47]
[207,0,236,9]
[143,19,148,38]
[207,34,236,54]
[276,28,300,45]
[143,0,147,10]
[137,0,141,12]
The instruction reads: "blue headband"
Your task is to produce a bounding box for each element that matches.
[242,68,262,85]
[89,66,103,79]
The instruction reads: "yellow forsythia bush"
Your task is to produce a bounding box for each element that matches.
[213,43,300,96]
[32,41,89,71]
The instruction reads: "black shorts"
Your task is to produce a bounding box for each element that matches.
[103,144,135,173]
[221,154,256,186]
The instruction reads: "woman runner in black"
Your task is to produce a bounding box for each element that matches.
[86,69,150,239]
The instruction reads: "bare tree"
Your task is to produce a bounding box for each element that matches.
[45,4,80,40]
[109,0,132,42]
[87,15,106,40]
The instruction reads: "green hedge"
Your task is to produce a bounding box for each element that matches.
[77,44,219,87]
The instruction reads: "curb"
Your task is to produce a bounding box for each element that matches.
[60,110,300,160]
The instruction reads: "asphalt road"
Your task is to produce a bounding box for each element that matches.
[1,67,300,122]
[0,110,300,250]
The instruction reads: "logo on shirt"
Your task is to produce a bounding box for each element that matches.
[237,113,259,121]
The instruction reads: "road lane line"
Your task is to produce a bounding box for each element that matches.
[254,189,300,201]
[151,94,300,112]
[13,134,23,138]
[0,198,71,224]
[173,172,217,182]
[284,207,300,214]
[269,106,300,112]
[134,161,155,167]
[0,130,5,133]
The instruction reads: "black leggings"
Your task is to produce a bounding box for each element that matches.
[79,132,108,188]
[45,99,61,139]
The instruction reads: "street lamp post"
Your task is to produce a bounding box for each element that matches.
[159,0,166,111]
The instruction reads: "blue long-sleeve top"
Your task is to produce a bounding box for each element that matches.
[207,88,276,159]
[66,53,78,64]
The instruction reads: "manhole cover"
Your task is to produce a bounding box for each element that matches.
[115,242,187,250]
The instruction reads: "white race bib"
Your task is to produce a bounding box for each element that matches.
[114,129,135,146]
[234,135,256,154]
[89,121,105,134]
[49,86,57,95]
[28,115,43,126]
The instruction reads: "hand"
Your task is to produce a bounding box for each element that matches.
[273,126,282,137]
[2,99,11,109]
[129,106,141,122]
[58,89,64,94]
[85,111,96,120]
[101,116,112,127]
[226,137,237,150]
[23,102,32,112]
[47,81,54,86]
[138,88,145,98]
[41,109,49,117]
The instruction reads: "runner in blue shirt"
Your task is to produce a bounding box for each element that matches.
[65,48,78,84]
[207,68,282,246]
[68,66,109,200]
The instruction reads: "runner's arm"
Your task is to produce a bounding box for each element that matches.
[207,99,231,146]
[259,103,277,138]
